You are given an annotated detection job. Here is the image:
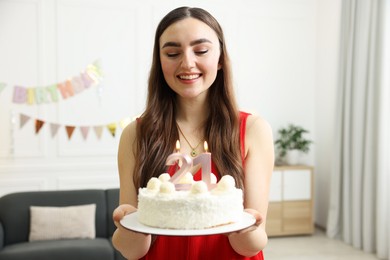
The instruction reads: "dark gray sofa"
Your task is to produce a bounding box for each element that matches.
[0,188,126,260]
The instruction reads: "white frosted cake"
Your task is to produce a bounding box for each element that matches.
[137,173,244,229]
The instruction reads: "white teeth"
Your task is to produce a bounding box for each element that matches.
[179,74,200,80]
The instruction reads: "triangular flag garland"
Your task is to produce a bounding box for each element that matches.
[35,120,45,134]
[94,126,104,139]
[80,126,90,140]
[66,126,76,139]
[18,113,132,140]
[20,114,30,128]
[106,123,117,137]
[11,61,103,105]
[50,123,60,138]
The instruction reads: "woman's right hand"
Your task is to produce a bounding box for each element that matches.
[112,204,152,259]
[113,204,137,225]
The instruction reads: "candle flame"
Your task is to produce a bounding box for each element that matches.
[204,141,208,152]
[175,140,181,152]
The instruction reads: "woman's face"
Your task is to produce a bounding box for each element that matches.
[159,18,221,100]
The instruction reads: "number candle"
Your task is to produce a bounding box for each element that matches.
[166,140,193,184]
[193,141,213,189]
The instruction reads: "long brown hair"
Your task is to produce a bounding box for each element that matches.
[133,6,244,190]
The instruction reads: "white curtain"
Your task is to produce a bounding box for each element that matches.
[326,0,390,259]
[377,0,390,258]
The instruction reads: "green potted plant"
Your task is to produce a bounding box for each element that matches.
[274,124,313,165]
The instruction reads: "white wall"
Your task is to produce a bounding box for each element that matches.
[0,0,341,228]
[315,0,341,228]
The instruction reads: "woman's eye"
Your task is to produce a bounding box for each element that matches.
[167,53,179,58]
[195,50,208,55]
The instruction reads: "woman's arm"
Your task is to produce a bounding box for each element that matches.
[228,114,274,256]
[112,121,152,259]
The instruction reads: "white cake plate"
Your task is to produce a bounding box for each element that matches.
[120,211,256,236]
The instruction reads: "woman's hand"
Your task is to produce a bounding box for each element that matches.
[226,208,267,257]
[113,204,137,225]
[113,204,150,235]
[236,208,264,234]
[224,208,263,236]
[112,204,151,259]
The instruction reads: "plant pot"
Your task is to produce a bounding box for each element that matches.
[285,149,301,165]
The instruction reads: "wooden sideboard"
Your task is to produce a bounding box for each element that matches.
[266,165,314,237]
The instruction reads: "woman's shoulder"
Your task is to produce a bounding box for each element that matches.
[119,120,137,146]
[240,111,271,130]
[243,111,273,142]
[122,119,137,134]
[242,111,274,163]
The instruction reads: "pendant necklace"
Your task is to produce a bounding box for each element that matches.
[177,124,202,157]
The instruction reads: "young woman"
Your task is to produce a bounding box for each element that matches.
[112,6,274,259]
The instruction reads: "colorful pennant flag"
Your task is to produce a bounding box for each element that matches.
[66,126,76,139]
[50,123,60,137]
[106,123,117,137]
[11,61,103,105]
[20,114,30,128]
[94,126,104,140]
[80,126,90,140]
[17,113,134,141]
[35,120,45,134]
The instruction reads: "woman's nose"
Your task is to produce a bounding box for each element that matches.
[181,51,195,69]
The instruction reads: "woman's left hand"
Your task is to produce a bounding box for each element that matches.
[237,208,263,234]
[225,208,263,236]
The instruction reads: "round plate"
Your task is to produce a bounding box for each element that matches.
[120,211,256,236]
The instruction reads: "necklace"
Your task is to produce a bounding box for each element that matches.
[177,124,203,157]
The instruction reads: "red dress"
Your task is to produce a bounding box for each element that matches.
[141,112,264,260]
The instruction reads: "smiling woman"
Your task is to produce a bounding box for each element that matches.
[0,1,333,259]
[112,6,274,260]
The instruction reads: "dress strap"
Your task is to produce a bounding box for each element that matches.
[239,111,251,164]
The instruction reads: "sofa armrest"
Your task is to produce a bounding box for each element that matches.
[0,221,4,250]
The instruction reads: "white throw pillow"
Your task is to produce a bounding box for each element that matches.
[29,204,96,241]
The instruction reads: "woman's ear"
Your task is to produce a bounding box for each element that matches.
[218,63,222,70]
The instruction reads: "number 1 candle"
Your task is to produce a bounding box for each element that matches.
[193,141,213,189]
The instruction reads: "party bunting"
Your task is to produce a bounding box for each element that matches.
[12,61,103,105]
[35,120,45,134]
[50,123,60,137]
[94,126,104,139]
[66,126,76,139]
[80,126,90,140]
[106,123,117,137]
[20,114,30,128]
[18,113,132,140]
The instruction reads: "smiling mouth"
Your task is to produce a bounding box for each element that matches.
[178,74,201,80]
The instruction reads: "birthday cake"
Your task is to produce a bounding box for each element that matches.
[137,173,244,229]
